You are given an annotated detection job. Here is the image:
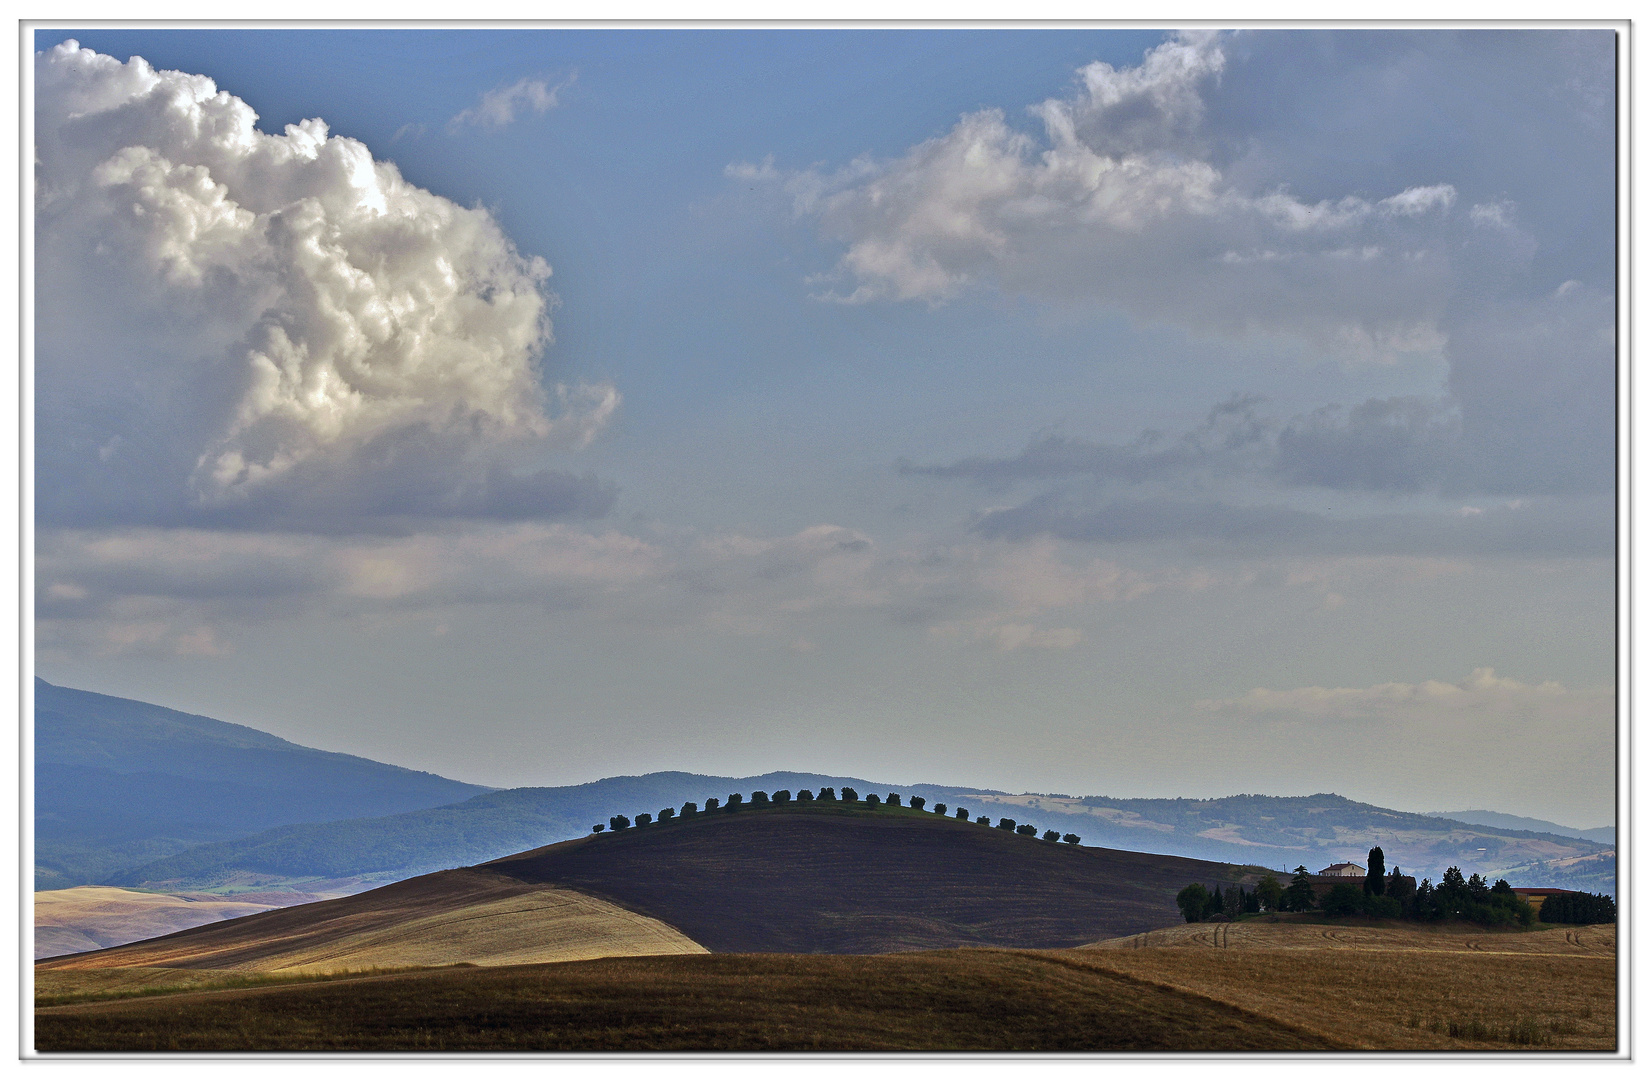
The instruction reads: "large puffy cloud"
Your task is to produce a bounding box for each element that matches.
[35,42,616,530]
[751,31,1459,361]
[758,31,1614,513]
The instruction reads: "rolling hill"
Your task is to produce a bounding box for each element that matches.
[34,678,491,889]
[34,805,1618,1052]
[42,802,1268,970]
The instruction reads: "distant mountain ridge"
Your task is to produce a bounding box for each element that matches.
[111,776,1615,899]
[35,679,1615,899]
[1424,809,1615,846]
[34,678,492,889]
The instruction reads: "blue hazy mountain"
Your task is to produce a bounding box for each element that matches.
[34,678,491,888]
[36,679,1613,898]
[1425,809,1615,846]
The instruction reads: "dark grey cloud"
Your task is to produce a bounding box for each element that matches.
[39,420,619,535]
[1274,397,1459,493]
[970,492,1612,559]
[900,395,1268,489]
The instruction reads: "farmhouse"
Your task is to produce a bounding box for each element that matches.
[1510,887,1576,916]
[1317,862,1366,878]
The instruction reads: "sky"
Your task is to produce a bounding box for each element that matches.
[31,27,1618,826]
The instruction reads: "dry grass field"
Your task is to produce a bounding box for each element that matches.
[34,925,1617,1052]
[34,949,1340,1052]
[36,868,705,974]
[35,887,281,960]
[1076,919,1616,1050]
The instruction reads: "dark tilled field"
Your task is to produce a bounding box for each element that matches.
[486,805,1260,952]
[34,949,1342,1052]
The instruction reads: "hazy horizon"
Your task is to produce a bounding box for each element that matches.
[32,28,1617,826]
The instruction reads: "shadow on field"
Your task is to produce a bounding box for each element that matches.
[35,949,1341,1052]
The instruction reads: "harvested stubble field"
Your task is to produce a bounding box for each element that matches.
[35,923,1615,1052]
[1078,920,1616,1051]
[35,949,1339,1052]
[35,867,705,974]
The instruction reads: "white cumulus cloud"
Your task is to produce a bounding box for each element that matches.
[745,31,1457,362]
[35,42,615,528]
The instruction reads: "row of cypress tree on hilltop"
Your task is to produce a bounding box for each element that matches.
[592,787,1081,845]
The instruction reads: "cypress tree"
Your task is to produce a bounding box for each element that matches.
[1364,846,1386,896]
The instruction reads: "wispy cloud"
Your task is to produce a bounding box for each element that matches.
[448,72,574,131]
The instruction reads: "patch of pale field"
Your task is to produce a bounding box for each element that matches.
[260,889,708,975]
[34,887,281,960]
[38,870,707,978]
[1068,922,1617,1051]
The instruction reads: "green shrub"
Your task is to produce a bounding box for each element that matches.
[816,788,836,801]
[680,802,698,817]
[609,815,630,831]
[726,794,743,811]
[997,818,1017,831]
[909,796,925,810]
[840,787,858,802]
[932,803,947,816]
[1015,824,1037,836]
[658,807,675,822]
[1061,834,1080,845]
[1364,894,1402,919]
[634,812,653,828]
[592,823,605,833]
[1177,884,1209,923]
[865,793,881,806]
[772,790,791,804]
[1322,883,1363,917]
[1042,829,1060,842]
[954,807,969,821]
[885,793,902,806]
[751,791,770,805]
[796,789,813,802]
[704,797,720,812]
[975,815,990,827]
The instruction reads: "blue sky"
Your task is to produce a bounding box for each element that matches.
[32,28,1617,824]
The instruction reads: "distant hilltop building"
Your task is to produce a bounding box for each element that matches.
[1317,862,1367,878]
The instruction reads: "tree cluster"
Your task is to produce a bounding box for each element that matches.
[1175,882,1263,922]
[1536,890,1615,924]
[588,787,1082,847]
[1174,845,1612,929]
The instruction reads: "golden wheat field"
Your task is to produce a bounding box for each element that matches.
[34,921,1615,1052]
[35,868,706,975]
[1076,920,1616,1050]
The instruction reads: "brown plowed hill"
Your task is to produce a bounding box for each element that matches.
[483,804,1262,952]
[35,868,705,974]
